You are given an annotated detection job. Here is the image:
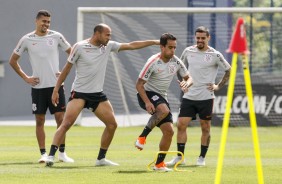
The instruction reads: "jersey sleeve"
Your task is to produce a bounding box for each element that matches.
[57,32,71,51]
[180,48,189,69]
[68,43,80,64]
[13,36,27,56]
[178,49,189,80]
[177,58,189,78]
[216,52,231,71]
[138,58,156,81]
[109,41,121,53]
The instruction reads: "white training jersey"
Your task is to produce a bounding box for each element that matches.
[68,39,121,93]
[180,45,231,100]
[14,30,71,88]
[139,53,189,100]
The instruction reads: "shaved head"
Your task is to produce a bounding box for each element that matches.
[94,23,111,34]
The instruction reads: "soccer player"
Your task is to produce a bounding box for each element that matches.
[166,26,231,167]
[45,23,160,167]
[9,10,74,163]
[135,33,193,171]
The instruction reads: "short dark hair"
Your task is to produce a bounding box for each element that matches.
[94,24,106,33]
[36,10,51,19]
[195,26,210,37]
[160,33,177,46]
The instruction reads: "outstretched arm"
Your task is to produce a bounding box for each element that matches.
[119,40,159,51]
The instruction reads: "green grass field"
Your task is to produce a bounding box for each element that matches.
[0,125,281,184]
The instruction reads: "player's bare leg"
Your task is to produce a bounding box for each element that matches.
[177,117,192,144]
[54,112,66,144]
[166,117,191,166]
[135,103,169,150]
[154,122,174,171]
[35,114,47,163]
[53,99,84,145]
[54,111,73,163]
[94,100,119,166]
[46,99,84,166]
[159,122,174,153]
[196,119,211,166]
[200,119,211,147]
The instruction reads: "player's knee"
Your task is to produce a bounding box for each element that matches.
[107,122,118,130]
[161,109,170,117]
[167,128,174,137]
[163,126,174,137]
[177,121,187,131]
[157,105,170,118]
[61,122,72,131]
[35,117,45,126]
[202,127,210,135]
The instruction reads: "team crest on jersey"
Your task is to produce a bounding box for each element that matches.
[204,54,212,62]
[100,45,106,53]
[168,64,177,74]
[46,38,54,46]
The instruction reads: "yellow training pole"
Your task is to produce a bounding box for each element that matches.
[242,55,264,184]
[214,53,238,184]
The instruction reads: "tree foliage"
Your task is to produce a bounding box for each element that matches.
[233,0,282,74]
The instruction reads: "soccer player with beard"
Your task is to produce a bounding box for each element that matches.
[166,26,231,167]
[9,10,74,164]
[135,33,192,171]
[45,23,159,167]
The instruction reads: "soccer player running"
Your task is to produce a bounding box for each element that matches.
[135,33,193,171]
[9,10,74,163]
[166,26,231,167]
[45,23,160,167]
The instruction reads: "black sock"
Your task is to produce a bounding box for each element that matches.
[40,148,46,155]
[59,144,65,152]
[139,126,152,138]
[155,153,166,165]
[49,145,58,156]
[97,148,107,160]
[200,145,209,158]
[177,143,185,156]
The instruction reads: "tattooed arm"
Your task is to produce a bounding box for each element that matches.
[207,68,231,92]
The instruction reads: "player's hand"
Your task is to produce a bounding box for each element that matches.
[207,83,219,91]
[145,102,155,115]
[51,90,59,107]
[25,76,40,86]
[178,80,189,93]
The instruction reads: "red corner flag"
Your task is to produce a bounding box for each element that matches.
[227,17,249,54]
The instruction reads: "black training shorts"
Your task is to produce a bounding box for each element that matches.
[137,91,173,127]
[69,91,108,112]
[31,86,66,114]
[178,98,214,120]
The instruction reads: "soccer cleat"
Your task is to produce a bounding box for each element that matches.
[58,152,74,163]
[95,158,119,166]
[196,156,206,166]
[45,156,55,167]
[135,136,146,150]
[38,153,48,163]
[166,156,185,167]
[153,161,172,172]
